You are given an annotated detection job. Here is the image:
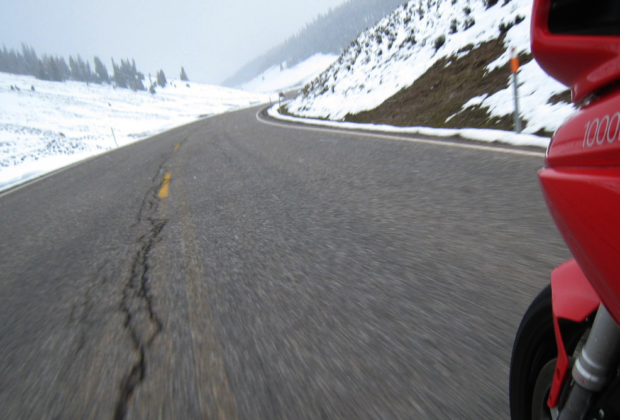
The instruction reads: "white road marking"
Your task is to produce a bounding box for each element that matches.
[256,108,545,158]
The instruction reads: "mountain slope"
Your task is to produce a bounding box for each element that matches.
[238,54,338,93]
[224,0,407,88]
[285,0,575,135]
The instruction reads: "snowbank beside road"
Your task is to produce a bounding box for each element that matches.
[268,104,550,149]
[0,72,269,192]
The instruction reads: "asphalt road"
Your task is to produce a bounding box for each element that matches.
[0,106,571,419]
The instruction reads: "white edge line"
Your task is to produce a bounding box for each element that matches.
[0,154,102,198]
[256,107,545,158]
[0,112,226,199]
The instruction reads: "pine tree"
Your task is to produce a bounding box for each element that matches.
[0,44,39,76]
[112,58,129,88]
[112,58,146,90]
[57,57,71,80]
[157,70,167,88]
[112,59,126,87]
[49,57,63,81]
[130,71,145,91]
[0,46,12,74]
[84,61,94,83]
[69,56,82,81]
[35,58,49,80]
[0,45,150,90]
[93,56,109,83]
[69,55,96,82]
[180,67,189,81]
[21,44,38,75]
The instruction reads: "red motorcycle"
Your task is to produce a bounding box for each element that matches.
[509,1,620,419]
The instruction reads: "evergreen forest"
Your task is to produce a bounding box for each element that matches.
[0,44,187,91]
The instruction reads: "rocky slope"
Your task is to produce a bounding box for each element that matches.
[285,0,575,135]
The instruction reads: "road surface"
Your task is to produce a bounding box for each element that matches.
[0,105,570,419]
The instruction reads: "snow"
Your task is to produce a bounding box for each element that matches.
[462,94,489,109]
[238,53,338,93]
[1,0,580,193]
[0,72,269,192]
[268,103,550,149]
[479,60,578,134]
[286,0,576,135]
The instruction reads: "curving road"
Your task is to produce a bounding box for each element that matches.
[0,105,570,419]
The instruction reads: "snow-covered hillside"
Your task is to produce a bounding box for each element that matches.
[286,0,575,134]
[0,73,268,191]
[238,53,338,94]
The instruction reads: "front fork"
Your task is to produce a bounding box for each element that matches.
[556,304,620,420]
[547,260,620,419]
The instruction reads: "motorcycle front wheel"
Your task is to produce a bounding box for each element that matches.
[509,285,589,420]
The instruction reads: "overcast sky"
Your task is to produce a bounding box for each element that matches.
[0,0,348,85]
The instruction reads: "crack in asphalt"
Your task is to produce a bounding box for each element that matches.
[113,147,180,420]
[67,263,109,358]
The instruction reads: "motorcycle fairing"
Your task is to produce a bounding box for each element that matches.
[532,0,620,104]
[548,259,600,407]
[539,167,620,325]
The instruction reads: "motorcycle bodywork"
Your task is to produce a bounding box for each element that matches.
[512,0,620,417]
[539,79,620,409]
[547,261,599,407]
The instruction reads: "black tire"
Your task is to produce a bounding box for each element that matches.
[509,285,589,420]
[510,285,556,420]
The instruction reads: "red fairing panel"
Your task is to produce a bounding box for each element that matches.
[539,167,620,325]
[531,0,620,104]
[551,260,600,323]
[547,91,620,168]
[548,260,600,407]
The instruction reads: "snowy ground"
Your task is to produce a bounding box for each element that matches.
[1,24,569,196]
[238,53,338,94]
[0,73,269,191]
[286,0,576,135]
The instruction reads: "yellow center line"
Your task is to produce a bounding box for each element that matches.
[174,144,180,151]
[158,173,171,198]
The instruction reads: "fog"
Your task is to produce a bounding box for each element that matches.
[0,0,348,85]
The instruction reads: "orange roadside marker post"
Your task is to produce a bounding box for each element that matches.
[511,56,519,74]
[511,48,522,133]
